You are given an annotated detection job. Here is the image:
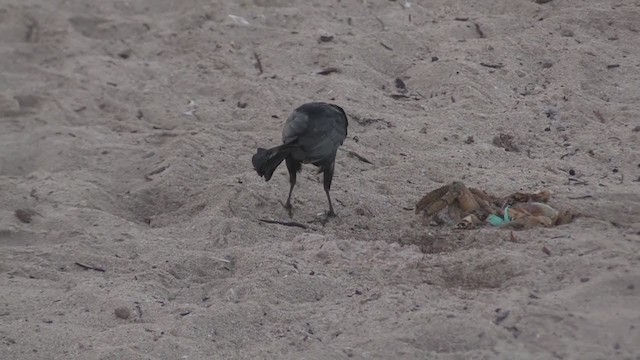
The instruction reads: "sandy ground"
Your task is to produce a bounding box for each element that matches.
[1,0,639,359]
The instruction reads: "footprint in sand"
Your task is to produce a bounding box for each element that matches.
[68,15,149,40]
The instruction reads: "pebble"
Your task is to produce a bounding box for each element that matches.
[114,307,131,319]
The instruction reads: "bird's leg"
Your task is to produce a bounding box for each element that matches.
[285,183,294,218]
[323,163,336,217]
[325,190,335,217]
[284,157,301,218]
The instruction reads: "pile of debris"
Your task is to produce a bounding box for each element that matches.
[415,182,577,230]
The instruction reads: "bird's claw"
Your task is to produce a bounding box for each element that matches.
[314,210,336,226]
[282,201,293,219]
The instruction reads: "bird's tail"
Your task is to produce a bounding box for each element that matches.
[251,143,295,181]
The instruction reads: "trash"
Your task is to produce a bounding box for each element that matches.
[457,214,480,229]
[228,14,250,26]
[182,100,197,117]
[415,181,577,230]
[492,133,519,152]
[486,210,511,227]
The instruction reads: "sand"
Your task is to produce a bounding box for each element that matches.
[1,0,639,359]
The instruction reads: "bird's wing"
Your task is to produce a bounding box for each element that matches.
[282,109,311,144]
[281,103,348,164]
[282,102,347,144]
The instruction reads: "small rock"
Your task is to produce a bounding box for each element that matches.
[355,207,374,217]
[495,310,510,324]
[0,93,21,117]
[492,133,519,152]
[542,61,554,68]
[343,348,354,357]
[236,101,248,108]
[15,209,36,224]
[464,136,475,144]
[431,56,439,62]
[560,29,574,37]
[319,35,334,42]
[569,169,576,176]
[394,78,407,92]
[580,277,590,283]
[114,307,131,319]
[118,49,132,59]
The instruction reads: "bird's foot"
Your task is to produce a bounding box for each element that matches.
[280,200,294,219]
[314,210,336,226]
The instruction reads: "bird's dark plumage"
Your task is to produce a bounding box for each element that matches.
[251,102,348,217]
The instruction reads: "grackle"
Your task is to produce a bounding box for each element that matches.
[251,102,348,217]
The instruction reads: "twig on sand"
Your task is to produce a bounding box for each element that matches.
[316,67,339,75]
[380,42,393,50]
[567,195,593,200]
[134,302,143,321]
[341,149,373,164]
[473,22,485,38]
[144,164,169,181]
[253,52,263,75]
[560,149,579,159]
[480,62,504,69]
[259,219,309,229]
[568,178,588,186]
[212,256,231,264]
[593,110,606,123]
[74,262,106,272]
[374,15,386,31]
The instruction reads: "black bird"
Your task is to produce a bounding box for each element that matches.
[251,102,348,217]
